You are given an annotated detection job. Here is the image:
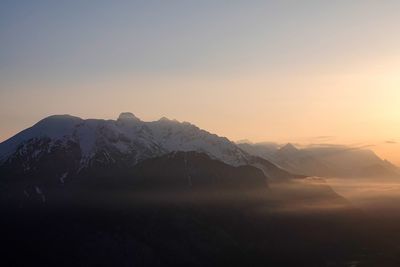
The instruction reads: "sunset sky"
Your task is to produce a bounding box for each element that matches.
[1,1,400,164]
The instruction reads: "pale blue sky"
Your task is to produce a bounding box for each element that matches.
[2,1,399,83]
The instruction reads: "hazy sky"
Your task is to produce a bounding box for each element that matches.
[1,1,400,163]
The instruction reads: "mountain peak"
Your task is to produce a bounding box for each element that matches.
[158,116,179,123]
[34,114,82,132]
[117,112,141,122]
[38,114,82,123]
[159,116,170,121]
[279,143,299,153]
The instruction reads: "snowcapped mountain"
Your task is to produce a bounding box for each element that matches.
[0,113,296,206]
[0,113,293,192]
[0,113,249,169]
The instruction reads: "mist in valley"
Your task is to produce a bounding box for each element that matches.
[326,176,400,216]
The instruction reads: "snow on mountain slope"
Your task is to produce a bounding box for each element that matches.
[0,113,249,168]
[0,115,82,162]
[146,117,248,166]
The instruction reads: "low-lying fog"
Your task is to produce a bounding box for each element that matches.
[325,177,400,214]
[5,177,400,266]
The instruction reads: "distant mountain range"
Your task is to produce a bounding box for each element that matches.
[238,142,400,178]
